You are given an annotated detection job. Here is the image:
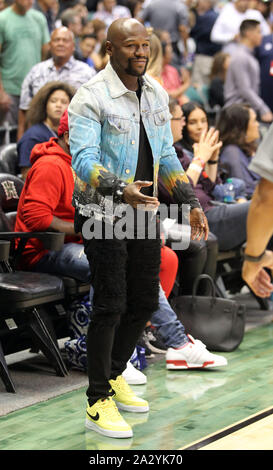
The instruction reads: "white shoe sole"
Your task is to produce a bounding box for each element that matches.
[115,400,149,413]
[166,360,227,369]
[123,376,147,385]
[85,418,133,438]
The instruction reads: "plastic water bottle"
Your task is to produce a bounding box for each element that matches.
[223,178,235,203]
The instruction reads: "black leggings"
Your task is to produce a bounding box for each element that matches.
[75,211,161,404]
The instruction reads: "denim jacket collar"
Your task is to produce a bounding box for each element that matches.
[103,62,154,99]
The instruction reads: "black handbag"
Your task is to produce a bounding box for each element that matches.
[170,274,246,352]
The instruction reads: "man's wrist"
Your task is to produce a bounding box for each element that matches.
[242,247,266,262]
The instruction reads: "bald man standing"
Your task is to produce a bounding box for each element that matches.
[17,27,96,139]
[68,18,207,438]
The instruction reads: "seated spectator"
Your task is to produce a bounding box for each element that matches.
[74,33,97,68]
[146,32,190,104]
[216,103,261,198]
[17,81,75,180]
[161,35,191,105]
[18,27,96,140]
[224,19,273,123]
[92,0,131,29]
[15,109,227,370]
[190,0,221,87]
[81,19,96,35]
[178,101,251,251]
[60,7,83,38]
[208,52,230,108]
[91,18,107,53]
[146,32,164,84]
[158,98,220,295]
[91,38,109,71]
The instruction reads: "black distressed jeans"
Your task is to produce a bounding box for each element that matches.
[75,211,161,405]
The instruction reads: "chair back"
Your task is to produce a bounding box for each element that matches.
[0,173,24,231]
[0,144,19,176]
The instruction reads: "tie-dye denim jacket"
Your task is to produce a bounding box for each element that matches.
[68,62,200,220]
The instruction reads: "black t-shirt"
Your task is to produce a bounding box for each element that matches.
[134,84,154,196]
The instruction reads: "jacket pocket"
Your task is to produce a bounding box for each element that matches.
[153,108,171,126]
[107,115,130,134]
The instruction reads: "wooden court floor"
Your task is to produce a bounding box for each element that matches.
[1,323,273,451]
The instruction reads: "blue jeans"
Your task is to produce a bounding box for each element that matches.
[151,286,188,348]
[33,244,187,349]
[32,242,91,282]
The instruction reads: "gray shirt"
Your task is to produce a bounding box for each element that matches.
[19,56,96,111]
[224,43,270,116]
[139,0,188,43]
[249,123,273,182]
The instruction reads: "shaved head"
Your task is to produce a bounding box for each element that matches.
[107,18,148,45]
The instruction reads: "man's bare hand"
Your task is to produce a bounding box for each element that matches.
[123,180,160,210]
[190,207,209,241]
[242,250,273,297]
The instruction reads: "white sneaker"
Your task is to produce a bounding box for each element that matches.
[122,361,147,385]
[166,335,228,370]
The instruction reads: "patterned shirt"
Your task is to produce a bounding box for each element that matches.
[19,56,96,110]
[92,5,131,29]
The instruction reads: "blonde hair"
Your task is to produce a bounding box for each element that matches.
[146,33,163,80]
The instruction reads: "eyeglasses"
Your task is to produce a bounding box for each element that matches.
[171,116,184,121]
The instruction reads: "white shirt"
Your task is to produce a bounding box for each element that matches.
[210,3,271,44]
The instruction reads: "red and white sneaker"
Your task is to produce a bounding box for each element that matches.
[166,335,228,370]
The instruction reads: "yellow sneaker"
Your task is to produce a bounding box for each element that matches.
[109,375,149,413]
[85,397,133,438]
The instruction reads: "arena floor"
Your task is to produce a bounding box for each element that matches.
[1,321,273,451]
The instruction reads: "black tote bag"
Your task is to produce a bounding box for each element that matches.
[171,274,246,352]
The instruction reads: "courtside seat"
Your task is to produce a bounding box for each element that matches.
[0,237,68,393]
[61,276,90,297]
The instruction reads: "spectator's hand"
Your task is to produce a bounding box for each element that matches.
[242,250,273,297]
[261,112,273,123]
[123,180,160,210]
[0,90,11,113]
[190,207,209,241]
[193,128,222,164]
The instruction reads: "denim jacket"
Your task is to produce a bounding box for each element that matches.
[68,62,200,220]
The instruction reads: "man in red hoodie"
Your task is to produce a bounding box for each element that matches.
[15,109,91,281]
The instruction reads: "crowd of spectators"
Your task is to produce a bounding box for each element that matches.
[1,0,273,364]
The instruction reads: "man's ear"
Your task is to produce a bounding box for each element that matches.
[105,40,113,57]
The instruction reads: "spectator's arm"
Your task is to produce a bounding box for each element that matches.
[48,216,77,236]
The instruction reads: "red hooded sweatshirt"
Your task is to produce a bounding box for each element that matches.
[15,137,81,268]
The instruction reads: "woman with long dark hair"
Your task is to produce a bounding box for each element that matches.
[17,81,75,180]
[216,103,261,198]
[175,101,251,252]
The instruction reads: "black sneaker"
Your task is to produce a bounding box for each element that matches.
[143,326,167,354]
